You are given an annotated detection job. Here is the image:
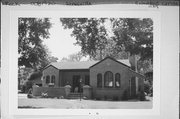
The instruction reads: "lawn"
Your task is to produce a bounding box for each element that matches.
[18,94,153,109]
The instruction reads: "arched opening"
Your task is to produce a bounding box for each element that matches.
[115,73,121,88]
[104,71,113,88]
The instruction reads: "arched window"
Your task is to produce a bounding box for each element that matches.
[51,75,55,84]
[46,75,50,84]
[115,73,121,88]
[104,71,113,87]
[97,73,102,88]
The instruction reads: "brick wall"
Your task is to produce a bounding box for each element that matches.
[32,86,66,98]
[42,66,59,87]
[90,58,144,100]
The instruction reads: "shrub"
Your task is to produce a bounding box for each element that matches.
[122,90,128,101]
[139,91,146,101]
[104,96,107,100]
[144,80,151,95]
[113,96,119,101]
[24,81,33,93]
[95,97,101,100]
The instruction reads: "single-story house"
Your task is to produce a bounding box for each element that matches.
[33,57,144,100]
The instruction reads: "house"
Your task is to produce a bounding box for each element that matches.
[33,57,144,100]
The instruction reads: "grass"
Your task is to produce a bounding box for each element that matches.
[18,96,153,109]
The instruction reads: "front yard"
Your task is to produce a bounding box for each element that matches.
[18,94,153,109]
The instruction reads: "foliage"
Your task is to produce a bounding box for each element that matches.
[28,71,42,81]
[18,67,33,80]
[23,80,33,93]
[144,80,151,94]
[61,51,84,62]
[47,56,59,63]
[60,18,153,61]
[60,18,108,60]
[18,18,52,70]
[111,18,153,61]
[113,96,119,101]
[139,90,146,101]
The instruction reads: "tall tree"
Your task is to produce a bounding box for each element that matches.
[61,52,84,62]
[18,18,52,70]
[111,18,153,61]
[60,18,108,60]
[60,18,153,62]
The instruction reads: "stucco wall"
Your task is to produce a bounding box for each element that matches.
[42,66,59,87]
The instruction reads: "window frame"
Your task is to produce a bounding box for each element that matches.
[46,75,50,84]
[104,71,113,88]
[51,75,55,84]
[115,73,121,88]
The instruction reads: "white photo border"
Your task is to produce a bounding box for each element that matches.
[2,4,161,118]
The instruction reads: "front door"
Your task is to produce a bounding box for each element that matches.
[72,75,80,92]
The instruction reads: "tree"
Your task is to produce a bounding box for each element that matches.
[28,71,42,81]
[60,18,108,60]
[111,18,153,61]
[48,56,59,63]
[60,18,153,62]
[61,52,84,62]
[18,18,52,70]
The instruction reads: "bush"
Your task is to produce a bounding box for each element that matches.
[95,97,101,100]
[113,96,119,101]
[122,90,128,101]
[25,81,33,92]
[139,91,146,101]
[104,96,107,100]
[144,80,151,95]
[21,85,26,93]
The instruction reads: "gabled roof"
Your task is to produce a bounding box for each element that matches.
[50,61,98,70]
[90,56,131,69]
[44,57,130,70]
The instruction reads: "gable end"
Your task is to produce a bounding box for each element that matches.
[89,56,131,69]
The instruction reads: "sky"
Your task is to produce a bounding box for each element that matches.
[43,18,81,61]
[43,18,113,62]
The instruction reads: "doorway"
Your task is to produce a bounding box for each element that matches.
[72,75,80,92]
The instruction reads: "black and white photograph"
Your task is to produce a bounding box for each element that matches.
[1,2,179,119]
[17,17,153,109]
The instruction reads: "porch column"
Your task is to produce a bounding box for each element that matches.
[83,85,92,99]
[64,85,71,98]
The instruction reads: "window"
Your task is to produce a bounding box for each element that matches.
[115,73,121,88]
[104,71,113,87]
[85,75,90,85]
[97,73,102,88]
[51,75,55,84]
[46,75,50,84]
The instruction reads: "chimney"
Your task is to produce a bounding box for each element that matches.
[128,53,138,71]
